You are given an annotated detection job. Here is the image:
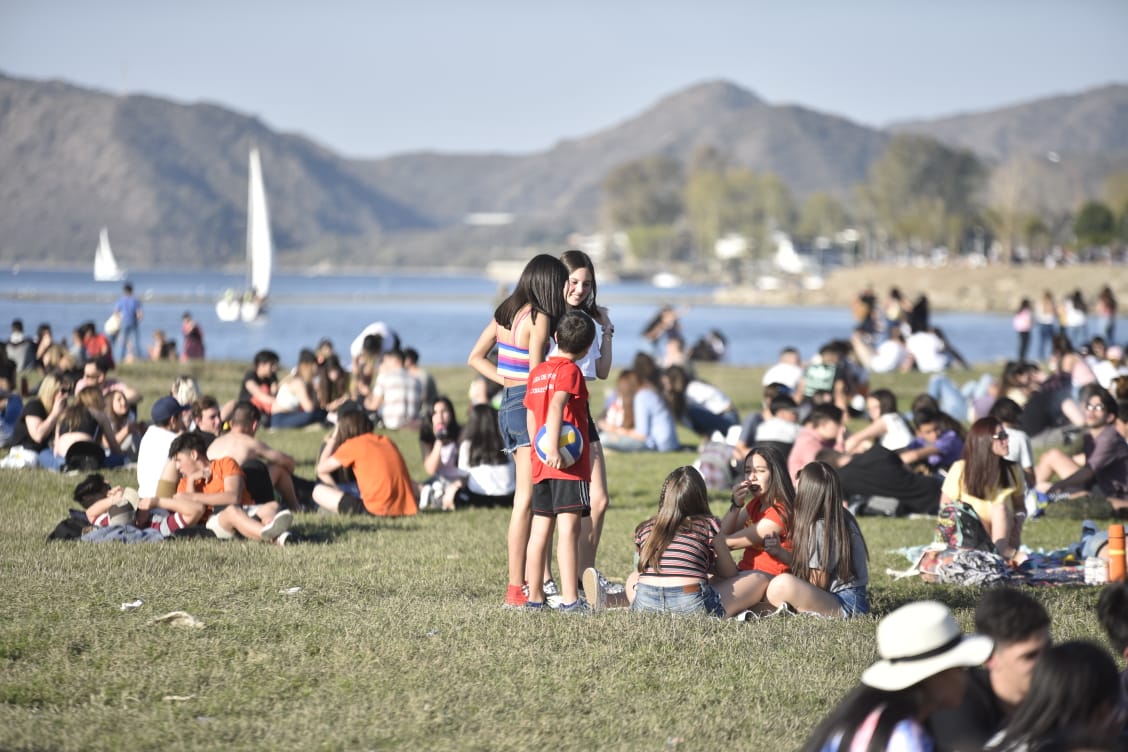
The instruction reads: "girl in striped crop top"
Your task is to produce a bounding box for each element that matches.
[626,466,780,618]
[467,254,568,608]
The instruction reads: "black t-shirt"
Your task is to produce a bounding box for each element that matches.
[237,370,277,403]
[837,445,941,515]
[12,398,48,451]
[927,667,1006,752]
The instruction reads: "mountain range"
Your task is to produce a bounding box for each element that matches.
[1,73,1126,270]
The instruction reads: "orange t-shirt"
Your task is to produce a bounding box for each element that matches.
[333,434,418,517]
[736,500,791,575]
[177,456,252,508]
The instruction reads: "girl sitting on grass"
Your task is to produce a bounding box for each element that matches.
[761,460,869,618]
[625,466,771,618]
[454,403,515,509]
[940,417,1026,566]
[721,445,795,576]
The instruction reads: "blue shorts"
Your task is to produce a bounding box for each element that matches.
[630,581,725,617]
[498,385,530,453]
[833,586,869,618]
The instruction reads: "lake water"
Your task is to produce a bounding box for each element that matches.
[0,268,1038,368]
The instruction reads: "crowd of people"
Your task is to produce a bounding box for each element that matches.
[3,266,1128,749]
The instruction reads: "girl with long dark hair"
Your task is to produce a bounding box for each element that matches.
[626,466,769,618]
[762,461,869,617]
[721,445,795,576]
[468,253,568,607]
[939,417,1026,565]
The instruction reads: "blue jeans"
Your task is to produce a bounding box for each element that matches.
[598,431,650,452]
[833,586,869,618]
[270,409,326,429]
[115,324,143,362]
[498,385,530,452]
[630,581,725,617]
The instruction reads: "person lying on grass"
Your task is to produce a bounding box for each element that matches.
[623,465,771,619]
[312,408,419,517]
[756,460,870,618]
[136,431,292,543]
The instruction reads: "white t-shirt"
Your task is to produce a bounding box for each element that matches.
[349,322,400,359]
[1004,426,1034,472]
[869,339,907,374]
[136,426,178,498]
[685,380,732,414]
[762,362,803,390]
[879,412,914,452]
[905,331,949,373]
[457,441,516,496]
[548,321,605,380]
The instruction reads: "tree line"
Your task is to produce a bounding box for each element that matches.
[600,134,1128,268]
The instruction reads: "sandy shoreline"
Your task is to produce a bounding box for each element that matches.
[714,262,1125,315]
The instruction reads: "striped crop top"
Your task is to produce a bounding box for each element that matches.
[634,516,720,578]
[496,308,536,381]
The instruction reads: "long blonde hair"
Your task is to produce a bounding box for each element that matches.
[637,466,713,573]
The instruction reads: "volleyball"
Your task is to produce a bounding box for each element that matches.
[534,421,585,468]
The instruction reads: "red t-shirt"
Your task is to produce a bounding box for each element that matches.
[523,356,590,483]
[736,499,792,575]
[334,433,418,517]
[177,456,252,508]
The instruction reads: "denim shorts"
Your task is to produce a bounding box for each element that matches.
[630,581,725,617]
[498,385,530,452]
[833,586,870,618]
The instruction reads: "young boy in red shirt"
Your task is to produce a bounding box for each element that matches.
[523,311,596,611]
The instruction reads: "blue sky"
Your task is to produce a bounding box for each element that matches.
[2,0,1126,158]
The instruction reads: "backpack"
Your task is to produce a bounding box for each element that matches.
[693,441,733,491]
[933,500,994,552]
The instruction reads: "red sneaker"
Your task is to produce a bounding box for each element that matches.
[504,584,528,608]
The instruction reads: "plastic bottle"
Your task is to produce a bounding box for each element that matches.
[1109,524,1126,583]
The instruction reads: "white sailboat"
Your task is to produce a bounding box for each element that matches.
[93,227,125,282]
[217,147,274,322]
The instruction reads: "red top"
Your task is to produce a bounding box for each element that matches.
[736,499,792,575]
[524,356,590,483]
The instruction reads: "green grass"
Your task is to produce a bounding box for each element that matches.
[0,362,1116,751]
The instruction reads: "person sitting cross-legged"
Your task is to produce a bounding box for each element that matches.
[1034,384,1128,507]
[138,431,292,544]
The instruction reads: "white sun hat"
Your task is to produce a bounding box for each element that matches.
[861,600,993,691]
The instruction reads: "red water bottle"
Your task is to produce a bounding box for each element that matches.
[1109,525,1126,583]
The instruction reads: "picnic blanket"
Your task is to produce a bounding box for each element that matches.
[891,545,1088,586]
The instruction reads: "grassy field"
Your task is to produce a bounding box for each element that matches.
[0,360,1115,751]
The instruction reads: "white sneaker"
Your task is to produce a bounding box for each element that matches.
[260,510,293,542]
[582,567,607,611]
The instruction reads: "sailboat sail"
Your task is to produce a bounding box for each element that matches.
[93,227,125,282]
[217,147,274,322]
[246,148,273,300]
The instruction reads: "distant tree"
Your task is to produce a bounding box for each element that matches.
[796,192,850,242]
[601,155,685,229]
[859,134,984,254]
[1074,200,1116,247]
[684,167,794,263]
[1103,170,1128,215]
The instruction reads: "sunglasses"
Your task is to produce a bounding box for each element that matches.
[992,431,1009,441]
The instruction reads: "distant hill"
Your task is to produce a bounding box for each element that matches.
[1,73,1126,269]
[0,75,429,269]
[891,84,1128,161]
